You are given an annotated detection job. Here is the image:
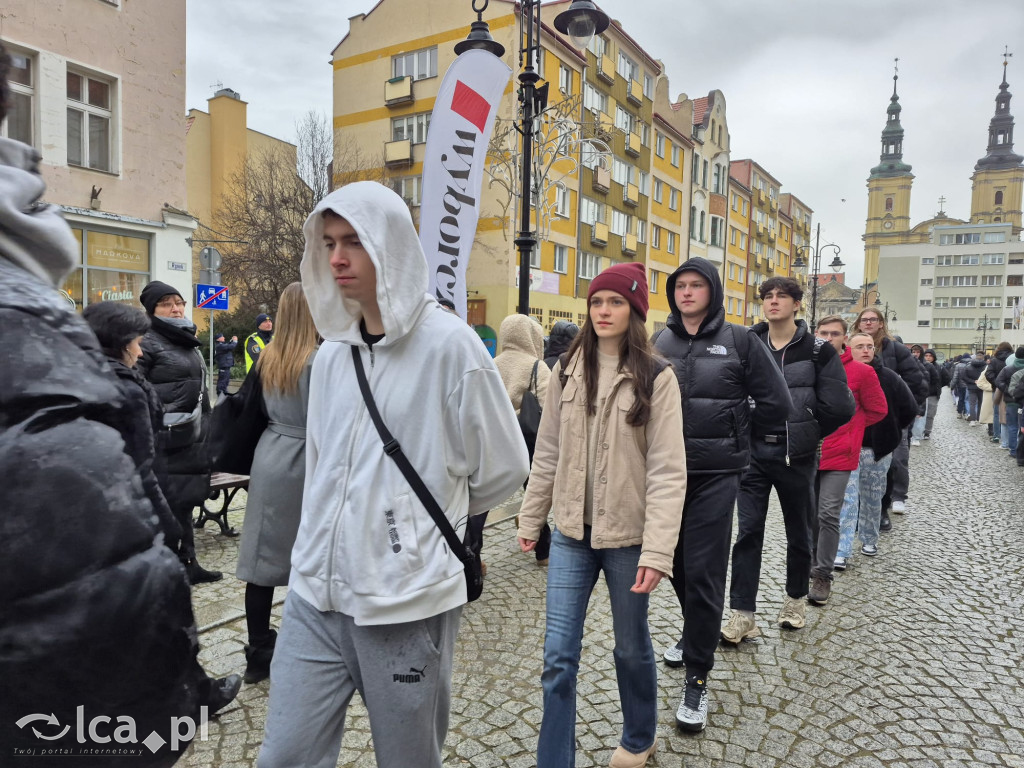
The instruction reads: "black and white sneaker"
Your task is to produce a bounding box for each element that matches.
[662,640,685,668]
[675,675,708,732]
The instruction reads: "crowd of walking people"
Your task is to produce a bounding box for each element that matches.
[1,41,1013,765]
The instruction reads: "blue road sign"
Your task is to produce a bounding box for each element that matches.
[196,283,229,311]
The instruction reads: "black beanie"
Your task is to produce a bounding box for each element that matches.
[140,281,183,315]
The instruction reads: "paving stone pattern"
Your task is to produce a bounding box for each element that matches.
[183,405,1024,766]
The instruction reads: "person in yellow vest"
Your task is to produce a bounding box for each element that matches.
[245,313,273,372]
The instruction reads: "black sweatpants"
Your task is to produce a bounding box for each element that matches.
[668,472,740,678]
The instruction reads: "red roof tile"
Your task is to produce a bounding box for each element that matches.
[692,96,709,126]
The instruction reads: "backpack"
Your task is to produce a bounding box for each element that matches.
[517,361,542,461]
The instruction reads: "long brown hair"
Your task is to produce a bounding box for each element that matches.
[563,305,660,427]
[853,307,890,347]
[256,282,318,394]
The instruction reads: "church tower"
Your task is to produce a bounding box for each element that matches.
[970,54,1024,232]
[863,63,914,286]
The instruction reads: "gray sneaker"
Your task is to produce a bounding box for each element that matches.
[861,543,878,557]
[807,576,832,606]
[833,556,847,571]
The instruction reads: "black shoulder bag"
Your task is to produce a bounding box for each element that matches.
[351,346,483,602]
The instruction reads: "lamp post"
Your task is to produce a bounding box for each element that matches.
[459,0,607,317]
[977,314,994,353]
[792,222,843,328]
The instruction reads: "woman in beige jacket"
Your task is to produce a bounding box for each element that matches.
[517,262,686,768]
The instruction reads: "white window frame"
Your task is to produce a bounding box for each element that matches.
[671,144,680,167]
[951,296,976,307]
[66,68,116,173]
[651,225,661,249]
[669,187,679,211]
[553,244,568,274]
[655,133,665,158]
[653,179,663,204]
[667,231,677,255]
[392,47,438,81]
[559,64,572,94]
[391,112,431,144]
[983,253,1005,264]
[3,48,35,147]
[554,183,571,217]
[981,274,1002,286]
[391,176,422,206]
[651,270,659,294]
[578,252,601,279]
[980,297,1001,308]
[920,278,933,286]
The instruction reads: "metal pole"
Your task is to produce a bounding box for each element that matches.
[514,0,540,316]
[810,222,821,328]
[209,309,215,396]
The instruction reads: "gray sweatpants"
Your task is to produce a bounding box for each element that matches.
[812,470,851,579]
[258,592,462,768]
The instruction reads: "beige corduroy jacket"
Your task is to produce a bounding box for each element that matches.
[517,351,686,576]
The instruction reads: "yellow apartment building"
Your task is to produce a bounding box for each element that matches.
[2,0,196,311]
[185,88,298,325]
[688,91,731,275]
[725,180,751,323]
[330,0,692,334]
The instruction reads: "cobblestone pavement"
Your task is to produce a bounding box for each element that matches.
[183,404,1024,767]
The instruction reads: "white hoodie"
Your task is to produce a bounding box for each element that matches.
[292,182,530,625]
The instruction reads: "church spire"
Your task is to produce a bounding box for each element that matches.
[975,48,1023,171]
[870,58,913,178]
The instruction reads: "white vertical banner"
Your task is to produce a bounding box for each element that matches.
[419,49,511,320]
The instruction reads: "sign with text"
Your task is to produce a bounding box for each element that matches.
[195,283,228,311]
[418,49,511,321]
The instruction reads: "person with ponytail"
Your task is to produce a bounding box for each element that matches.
[517,262,686,768]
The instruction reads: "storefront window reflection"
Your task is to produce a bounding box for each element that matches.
[58,227,151,310]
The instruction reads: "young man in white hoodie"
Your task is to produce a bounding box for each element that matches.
[257,182,529,768]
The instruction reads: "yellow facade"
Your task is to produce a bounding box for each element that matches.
[725,183,750,323]
[330,0,694,335]
[185,89,297,327]
[971,167,1023,229]
[863,173,914,285]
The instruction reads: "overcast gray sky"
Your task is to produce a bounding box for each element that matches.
[187,0,1024,289]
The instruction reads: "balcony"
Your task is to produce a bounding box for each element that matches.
[384,76,413,106]
[627,79,643,105]
[755,223,766,239]
[597,55,615,83]
[622,232,638,254]
[767,259,775,272]
[592,166,611,193]
[625,130,641,157]
[756,188,767,205]
[769,197,779,213]
[623,183,639,207]
[767,227,776,242]
[591,222,609,245]
[384,139,412,167]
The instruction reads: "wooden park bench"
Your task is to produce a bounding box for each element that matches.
[194,472,248,537]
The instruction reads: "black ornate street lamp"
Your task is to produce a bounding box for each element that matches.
[977,314,994,353]
[459,0,607,317]
[792,222,843,328]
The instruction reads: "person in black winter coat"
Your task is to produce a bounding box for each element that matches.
[214,333,238,396]
[0,76,200,763]
[653,256,791,733]
[964,352,988,423]
[543,320,579,369]
[137,280,220,584]
[727,277,854,641]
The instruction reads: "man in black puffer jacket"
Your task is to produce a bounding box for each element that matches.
[543,319,579,369]
[137,280,220,584]
[0,55,200,764]
[726,277,854,641]
[653,257,791,734]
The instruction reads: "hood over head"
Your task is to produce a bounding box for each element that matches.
[665,256,724,336]
[546,320,579,359]
[0,137,79,289]
[300,181,431,343]
[497,313,544,359]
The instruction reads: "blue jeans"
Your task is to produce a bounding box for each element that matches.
[837,449,893,556]
[538,528,656,767]
[1004,404,1019,452]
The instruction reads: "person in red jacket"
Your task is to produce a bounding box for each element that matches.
[809,316,887,604]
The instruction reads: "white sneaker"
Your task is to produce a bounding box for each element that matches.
[662,642,685,668]
[891,500,906,514]
[675,675,708,732]
[720,611,761,644]
[910,438,921,446]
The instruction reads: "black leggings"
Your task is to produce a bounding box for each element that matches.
[245,583,276,644]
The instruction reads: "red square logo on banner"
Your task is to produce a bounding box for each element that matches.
[451,81,491,132]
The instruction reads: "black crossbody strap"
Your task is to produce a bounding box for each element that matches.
[350,345,470,563]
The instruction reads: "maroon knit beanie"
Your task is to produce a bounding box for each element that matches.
[587,262,649,321]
